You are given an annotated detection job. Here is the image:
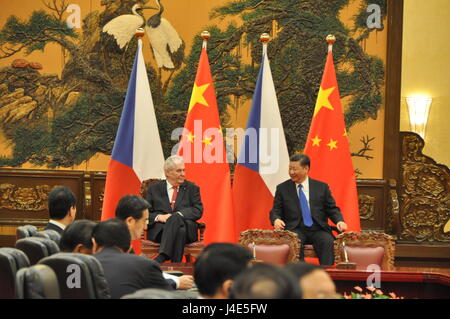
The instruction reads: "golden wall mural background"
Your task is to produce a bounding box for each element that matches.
[0,0,388,178]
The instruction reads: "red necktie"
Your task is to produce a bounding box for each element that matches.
[171,187,178,210]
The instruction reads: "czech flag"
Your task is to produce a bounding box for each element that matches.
[101,39,165,253]
[232,44,290,235]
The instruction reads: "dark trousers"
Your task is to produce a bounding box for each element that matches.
[291,226,335,266]
[154,214,187,262]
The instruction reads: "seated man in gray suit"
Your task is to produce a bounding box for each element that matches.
[146,155,203,263]
[270,154,347,266]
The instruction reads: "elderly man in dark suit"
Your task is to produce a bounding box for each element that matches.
[146,155,203,263]
[270,154,347,265]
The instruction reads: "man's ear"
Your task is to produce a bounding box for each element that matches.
[125,216,135,226]
[69,206,77,219]
[221,279,233,298]
[91,238,99,253]
[73,243,83,253]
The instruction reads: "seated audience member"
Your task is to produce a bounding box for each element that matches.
[115,195,150,241]
[285,262,338,299]
[229,263,301,299]
[60,220,97,254]
[92,219,173,298]
[145,155,203,263]
[194,243,253,299]
[115,195,194,290]
[45,186,77,234]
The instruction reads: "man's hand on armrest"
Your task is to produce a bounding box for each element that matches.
[336,221,347,232]
[274,219,285,231]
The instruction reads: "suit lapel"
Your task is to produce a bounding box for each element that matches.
[173,182,186,211]
[287,180,301,213]
[160,181,171,211]
[308,178,318,218]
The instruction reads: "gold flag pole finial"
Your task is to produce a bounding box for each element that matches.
[201,31,210,49]
[260,33,270,57]
[260,33,271,43]
[326,34,336,52]
[135,28,145,38]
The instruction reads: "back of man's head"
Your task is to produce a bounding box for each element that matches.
[230,263,301,299]
[92,219,131,253]
[194,243,253,298]
[48,186,76,220]
[60,219,97,253]
[285,262,336,299]
[115,195,150,220]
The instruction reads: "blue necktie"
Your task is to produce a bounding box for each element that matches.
[298,184,313,227]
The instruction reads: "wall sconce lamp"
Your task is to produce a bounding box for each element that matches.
[406,96,432,139]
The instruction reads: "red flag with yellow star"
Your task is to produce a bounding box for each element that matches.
[177,45,236,244]
[304,47,360,232]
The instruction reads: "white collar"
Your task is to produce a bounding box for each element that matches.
[296,176,309,189]
[48,219,66,230]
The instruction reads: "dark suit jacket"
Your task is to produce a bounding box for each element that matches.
[269,178,344,233]
[44,222,64,235]
[145,180,203,243]
[94,247,173,299]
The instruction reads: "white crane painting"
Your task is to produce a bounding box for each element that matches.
[102,1,184,70]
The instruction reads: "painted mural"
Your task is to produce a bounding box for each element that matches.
[0,0,387,177]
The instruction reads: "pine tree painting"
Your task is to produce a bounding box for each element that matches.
[0,0,386,169]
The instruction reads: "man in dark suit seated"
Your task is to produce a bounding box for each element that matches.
[270,154,347,266]
[115,194,194,290]
[44,186,77,234]
[146,155,203,263]
[92,219,173,299]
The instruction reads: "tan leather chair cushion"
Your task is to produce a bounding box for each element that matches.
[345,246,385,270]
[248,244,290,266]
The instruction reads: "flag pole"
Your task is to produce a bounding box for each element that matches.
[326,34,336,52]
[201,30,210,49]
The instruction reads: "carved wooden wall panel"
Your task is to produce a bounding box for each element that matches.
[399,132,450,243]
[0,169,86,246]
[355,179,389,232]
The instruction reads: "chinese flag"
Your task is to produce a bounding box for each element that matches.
[304,48,360,232]
[178,46,236,244]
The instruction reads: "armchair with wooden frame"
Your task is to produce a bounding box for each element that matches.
[334,231,396,270]
[239,229,300,266]
[139,179,206,262]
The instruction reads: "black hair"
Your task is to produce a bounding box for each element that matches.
[60,219,97,252]
[48,186,76,220]
[229,263,301,299]
[194,243,253,297]
[92,219,131,252]
[115,195,150,221]
[289,153,311,169]
[285,262,323,281]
